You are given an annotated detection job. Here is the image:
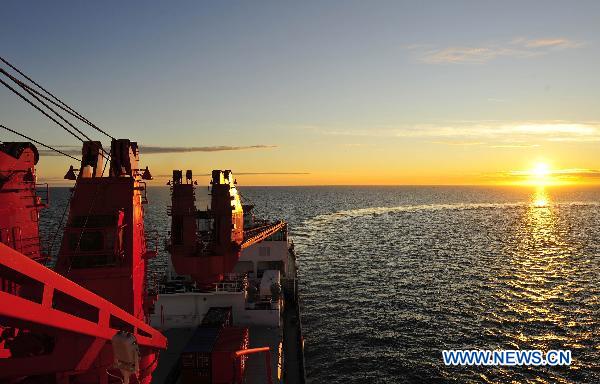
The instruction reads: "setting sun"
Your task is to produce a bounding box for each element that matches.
[531,162,551,178]
[527,162,554,186]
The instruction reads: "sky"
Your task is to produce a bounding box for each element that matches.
[2,1,600,186]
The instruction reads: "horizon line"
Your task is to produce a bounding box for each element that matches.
[38,183,600,188]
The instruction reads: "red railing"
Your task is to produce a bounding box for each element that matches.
[0,243,167,351]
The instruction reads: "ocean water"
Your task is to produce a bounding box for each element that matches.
[41,186,600,383]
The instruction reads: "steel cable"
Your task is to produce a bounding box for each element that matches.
[0,56,115,140]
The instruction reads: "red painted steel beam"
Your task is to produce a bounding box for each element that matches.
[0,243,167,350]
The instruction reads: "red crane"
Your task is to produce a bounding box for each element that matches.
[168,169,286,287]
[0,140,167,383]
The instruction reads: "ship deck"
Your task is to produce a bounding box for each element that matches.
[150,241,305,383]
[244,326,281,383]
[151,328,195,384]
[150,326,283,384]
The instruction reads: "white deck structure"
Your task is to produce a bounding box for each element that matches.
[150,237,290,329]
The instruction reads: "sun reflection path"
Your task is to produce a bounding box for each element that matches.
[493,187,580,378]
[532,188,550,208]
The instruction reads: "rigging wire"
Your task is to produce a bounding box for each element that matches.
[1,68,93,142]
[1,69,111,158]
[0,56,115,140]
[238,190,266,219]
[8,77,108,137]
[0,124,81,161]
[0,76,86,143]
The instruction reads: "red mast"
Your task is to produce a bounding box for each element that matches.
[53,139,158,382]
[55,140,152,317]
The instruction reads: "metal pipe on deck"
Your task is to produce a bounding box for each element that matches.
[234,347,273,384]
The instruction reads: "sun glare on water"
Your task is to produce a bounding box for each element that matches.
[532,194,549,208]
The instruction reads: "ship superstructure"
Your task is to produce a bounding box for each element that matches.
[150,170,305,383]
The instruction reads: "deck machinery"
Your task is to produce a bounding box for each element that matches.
[168,168,285,287]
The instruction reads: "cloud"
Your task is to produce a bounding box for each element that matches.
[489,144,540,149]
[340,143,377,147]
[314,121,600,145]
[155,172,309,178]
[431,141,484,146]
[432,141,540,149]
[506,168,600,180]
[480,167,600,185]
[230,172,308,175]
[515,38,583,49]
[408,37,584,64]
[38,144,276,157]
[421,47,510,64]
[552,169,600,179]
[512,123,596,135]
[142,145,276,154]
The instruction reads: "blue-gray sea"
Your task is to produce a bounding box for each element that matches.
[41,186,600,384]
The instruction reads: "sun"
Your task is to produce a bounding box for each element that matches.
[528,162,552,186]
[531,162,550,178]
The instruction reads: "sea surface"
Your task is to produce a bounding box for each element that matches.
[41,186,600,384]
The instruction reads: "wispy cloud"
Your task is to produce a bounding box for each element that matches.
[155,172,309,178]
[312,121,600,147]
[340,143,377,147]
[407,37,584,64]
[505,168,600,180]
[489,144,541,149]
[480,167,600,185]
[141,145,276,154]
[552,169,600,179]
[515,37,583,49]
[432,140,540,149]
[431,141,484,146]
[38,144,276,157]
